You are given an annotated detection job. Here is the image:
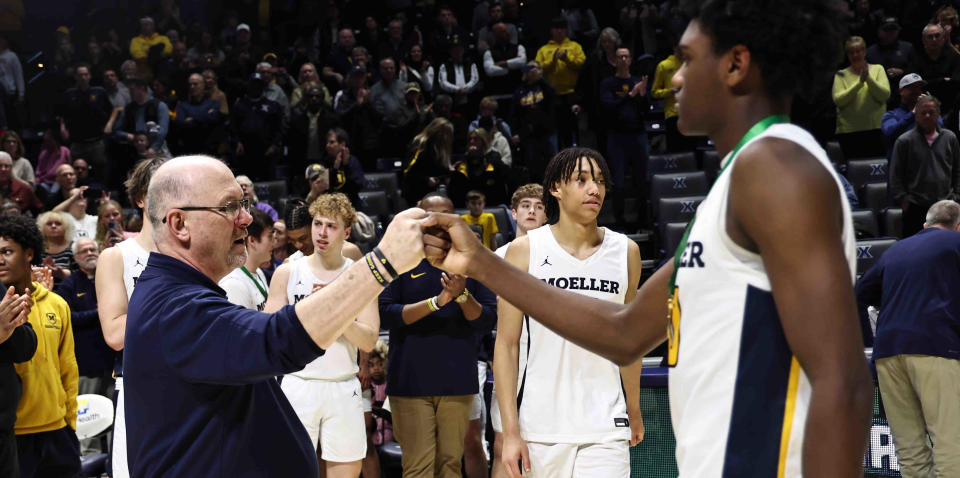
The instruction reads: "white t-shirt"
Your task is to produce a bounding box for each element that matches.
[219,266,269,311]
[71,214,99,241]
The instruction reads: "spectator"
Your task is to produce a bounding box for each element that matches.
[361,341,391,478]
[855,200,960,478]
[128,17,172,81]
[833,36,890,159]
[427,6,468,61]
[202,69,229,115]
[94,199,125,250]
[476,3,518,53]
[0,200,18,216]
[561,3,600,47]
[320,128,365,207]
[0,287,36,478]
[257,62,291,118]
[576,27,620,156]
[891,94,960,237]
[535,17,586,150]
[402,117,454,204]
[511,61,557,182]
[2,214,79,477]
[461,190,499,250]
[469,96,513,141]
[378,19,410,67]
[37,211,76,286]
[396,82,436,145]
[0,36,23,131]
[378,193,496,478]
[322,28,357,87]
[230,73,285,181]
[71,158,98,190]
[36,129,71,189]
[174,73,222,155]
[219,208,274,311]
[908,24,960,120]
[59,64,112,182]
[450,135,511,208]
[54,237,115,454]
[187,29,225,66]
[937,6,960,52]
[477,115,512,167]
[236,175,279,221]
[652,44,684,152]
[358,16,381,53]
[290,63,331,108]
[438,38,480,112]
[600,46,650,230]
[334,65,381,169]
[482,22,527,103]
[866,17,913,108]
[401,44,435,96]
[618,0,658,57]
[103,69,131,110]
[881,73,942,157]
[51,187,98,240]
[288,83,341,175]
[303,164,331,208]
[113,78,171,157]
[0,131,34,188]
[155,41,193,95]
[120,59,138,84]
[39,164,77,212]
[0,153,40,215]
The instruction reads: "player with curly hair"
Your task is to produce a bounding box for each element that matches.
[426,1,874,477]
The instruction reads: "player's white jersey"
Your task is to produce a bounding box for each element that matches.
[285,257,358,381]
[219,267,268,311]
[518,226,630,444]
[116,238,149,300]
[670,123,856,477]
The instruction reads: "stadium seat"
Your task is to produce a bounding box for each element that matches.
[825,141,845,169]
[376,157,402,172]
[845,158,887,194]
[253,180,288,206]
[882,208,903,239]
[661,221,689,259]
[656,196,705,223]
[850,209,879,239]
[647,152,697,179]
[650,171,709,205]
[701,150,721,184]
[358,191,391,218]
[861,183,888,213]
[363,172,401,211]
[856,238,897,278]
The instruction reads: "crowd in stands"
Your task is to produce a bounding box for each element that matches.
[0,0,959,477]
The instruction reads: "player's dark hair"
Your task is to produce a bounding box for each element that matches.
[682,0,846,101]
[542,147,611,224]
[246,207,273,242]
[284,199,312,231]
[0,215,44,266]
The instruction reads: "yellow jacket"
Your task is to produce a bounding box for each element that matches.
[651,54,681,119]
[129,33,173,60]
[535,38,586,95]
[832,64,890,134]
[14,282,77,435]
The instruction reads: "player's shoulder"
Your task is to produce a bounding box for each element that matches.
[504,234,531,267]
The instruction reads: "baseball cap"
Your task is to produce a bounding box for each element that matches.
[349,64,366,75]
[237,23,251,32]
[249,72,265,83]
[880,17,900,31]
[305,163,327,180]
[899,73,925,89]
[405,82,421,94]
[263,52,278,62]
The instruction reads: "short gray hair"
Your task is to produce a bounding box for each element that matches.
[72,236,96,256]
[235,174,258,202]
[147,171,189,244]
[925,200,960,229]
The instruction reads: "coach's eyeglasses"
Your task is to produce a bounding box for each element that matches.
[162,199,251,223]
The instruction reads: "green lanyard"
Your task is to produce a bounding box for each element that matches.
[666,115,789,311]
[240,266,268,300]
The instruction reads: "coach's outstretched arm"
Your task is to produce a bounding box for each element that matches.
[425,214,669,366]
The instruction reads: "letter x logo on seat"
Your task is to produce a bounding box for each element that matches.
[665,158,678,169]
[680,201,695,213]
[857,245,873,259]
[870,164,886,176]
[673,177,687,189]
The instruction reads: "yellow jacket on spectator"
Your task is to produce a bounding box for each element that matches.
[652,54,681,119]
[14,282,77,435]
[832,63,890,134]
[535,38,585,96]
[129,33,173,60]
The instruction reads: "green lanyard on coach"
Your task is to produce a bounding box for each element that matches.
[240,266,269,300]
[664,114,789,366]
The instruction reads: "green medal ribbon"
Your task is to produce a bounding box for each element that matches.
[240,266,269,300]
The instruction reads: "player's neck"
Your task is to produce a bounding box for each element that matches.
[11,275,31,295]
[551,217,602,249]
[243,251,265,273]
[712,95,791,158]
[310,247,346,272]
[135,217,157,252]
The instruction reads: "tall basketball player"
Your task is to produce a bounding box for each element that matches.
[495,150,644,477]
[425,1,873,476]
[265,193,379,478]
[95,157,166,478]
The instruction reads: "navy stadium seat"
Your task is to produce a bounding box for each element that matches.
[845,158,887,194]
[363,172,401,211]
[882,208,903,239]
[856,238,897,278]
[861,183,889,213]
[851,209,879,239]
[825,140,845,169]
[656,196,705,223]
[701,150,721,184]
[661,221,689,259]
[253,180,288,206]
[647,152,697,180]
[358,191,391,218]
[650,172,709,206]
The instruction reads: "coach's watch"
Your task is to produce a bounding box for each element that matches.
[455,289,470,304]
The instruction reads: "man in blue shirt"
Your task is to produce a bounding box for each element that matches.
[855,200,960,478]
[123,155,432,477]
[113,78,170,156]
[880,73,941,157]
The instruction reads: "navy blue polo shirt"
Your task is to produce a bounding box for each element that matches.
[124,253,324,477]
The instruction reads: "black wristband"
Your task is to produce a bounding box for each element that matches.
[372,247,399,280]
[365,253,390,286]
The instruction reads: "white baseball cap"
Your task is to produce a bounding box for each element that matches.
[236,23,251,32]
[899,73,925,89]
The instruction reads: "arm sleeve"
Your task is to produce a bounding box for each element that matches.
[129,37,147,60]
[12,54,23,96]
[854,258,884,346]
[651,64,671,99]
[832,71,862,107]
[437,65,456,93]
[0,322,36,363]
[113,108,129,142]
[422,65,434,92]
[377,280,407,330]
[536,46,556,73]
[59,305,78,429]
[152,102,170,150]
[567,43,586,69]
[507,45,527,69]
[890,138,909,203]
[465,64,480,91]
[160,292,324,384]
[865,65,891,104]
[599,79,623,110]
[881,110,912,139]
[484,51,506,76]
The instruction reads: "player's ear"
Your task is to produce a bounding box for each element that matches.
[723,44,752,88]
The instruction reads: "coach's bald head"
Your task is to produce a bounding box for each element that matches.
[148,155,252,281]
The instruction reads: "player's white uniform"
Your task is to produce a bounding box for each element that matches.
[670,124,856,477]
[279,257,366,461]
[219,267,269,311]
[491,243,527,433]
[515,226,631,476]
[112,238,149,478]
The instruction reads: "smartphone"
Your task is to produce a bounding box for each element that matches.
[83,187,102,199]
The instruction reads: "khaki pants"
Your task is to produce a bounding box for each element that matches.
[389,395,473,478]
[877,355,960,478]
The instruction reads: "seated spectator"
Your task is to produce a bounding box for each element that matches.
[881,74,943,157]
[400,44,434,95]
[891,94,960,237]
[36,211,76,285]
[0,153,41,215]
[833,36,890,159]
[113,78,170,158]
[173,73,222,155]
[230,73,285,181]
[450,133,511,207]
[461,190,499,250]
[290,63,331,108]
[94,199,125,250]
[304,164,331,207]
[401,117,454,204]
[54,237,115,455]
[511,61,558,182]
[257,62,291,118]
[378,193,496,478]
[469,97,514,148]
[477,116,512,167]
[36,129,71,189]
[288,83,341,175]
[128,16,172,81]
[236,175,279,221]
[202,69,230,115]
[437,38,480,112]
[51,187,98,240]
[39,164,78,212]
[319,128,365,207]
[1,131,35,188]
[477,3,519,53]
[866,18,913,108]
